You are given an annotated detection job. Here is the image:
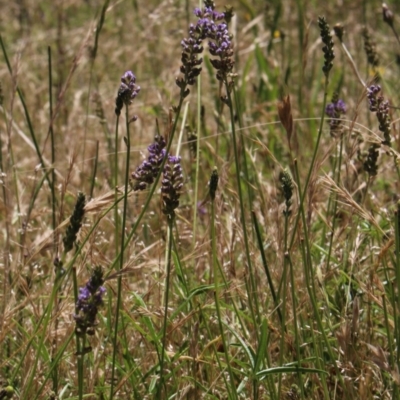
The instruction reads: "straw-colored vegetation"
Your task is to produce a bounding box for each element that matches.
[1,0,400,399]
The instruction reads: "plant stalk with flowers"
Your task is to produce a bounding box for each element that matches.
[109,70,140,400]
[104,8,208,279]
[183,1,262,352]
[323,94,346,273]
[207,167,239,399]
[7,1,400,398]
[366,84,400,181]
[74,267,105,400]
[157,154,184,396]
[285,16,344,396]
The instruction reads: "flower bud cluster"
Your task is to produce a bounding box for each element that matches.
[115,71,141,116]
[318,16,335,76]
[131,135,167,191]
[177,3,234,93]
[325,97,346,137]
[161,156,184,217]
[131,136,184,217]
[367,85,391,146]
[74,266,105,336]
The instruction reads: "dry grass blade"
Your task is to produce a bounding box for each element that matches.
[319,174,383,234]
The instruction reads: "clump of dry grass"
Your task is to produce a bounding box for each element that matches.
[2,0,400,399]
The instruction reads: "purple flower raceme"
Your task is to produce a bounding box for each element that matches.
[131,135,167,191]
[207,22,234,82]
[115,70,141,116]
[74,266,105,336]
[177,23,204,93]
[176,2,234,93]
[325,98,346,137]
[367,84,391,146]
[161,155,184,217]
[325,99,346,118]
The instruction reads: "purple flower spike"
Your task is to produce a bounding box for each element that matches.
[74,266,105,336]
[115,70,141,116]
[161,155,184,217]
[131,135,167,191]
[367,84,391,146]
[325,97,346,137]
[177,2,234,92]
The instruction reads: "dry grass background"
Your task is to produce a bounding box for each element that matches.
[1,0,400,399]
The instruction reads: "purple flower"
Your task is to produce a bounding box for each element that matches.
[325,98,346,136]
[115,70,141,116]
[200,7,234,82]
[367,84,391,146]
[131,135,167,191]
[161,155,184,217]
[74,266,105,336]
[177,3,234,92]
[197,201,207,216]
[325,99,346,118]
[177,23,204,92]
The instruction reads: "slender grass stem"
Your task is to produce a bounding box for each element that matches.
[325,135,344,272]
[394,208,400,371]
[158,216,174,397]
[224,80,259,338]
[289,78,330,251]
[192,74,201,247]
[0,36,51,189]
[89,140,99,199]
[107,89,187,275]
[211,192,238,400]
[295,159,347,397]
[109,105,133,399]
[114,116,120,260]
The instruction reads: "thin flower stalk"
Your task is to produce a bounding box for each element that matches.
[158,155,183,396]
[74,267,105,400]
[208,168,239,399]
[110,71,140,400]
[194,1,261,336]
[287,17,347,392]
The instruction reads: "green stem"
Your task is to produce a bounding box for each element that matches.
[109,105,132,399]
[158,216,174,397]
[106,89,187,277]
[289,78,330,251]
[211,194,238,400]
[295,160,346,397]
[114,116,120,260]
[326,135,344,272]
[224,80,260,338]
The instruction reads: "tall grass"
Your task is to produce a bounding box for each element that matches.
[1,0,400,399]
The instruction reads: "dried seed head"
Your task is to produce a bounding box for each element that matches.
[277,95,293,143]
[279,169,294,216]
[382,3,394,27]
[333,23,344,42]
[362,27,380,68]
